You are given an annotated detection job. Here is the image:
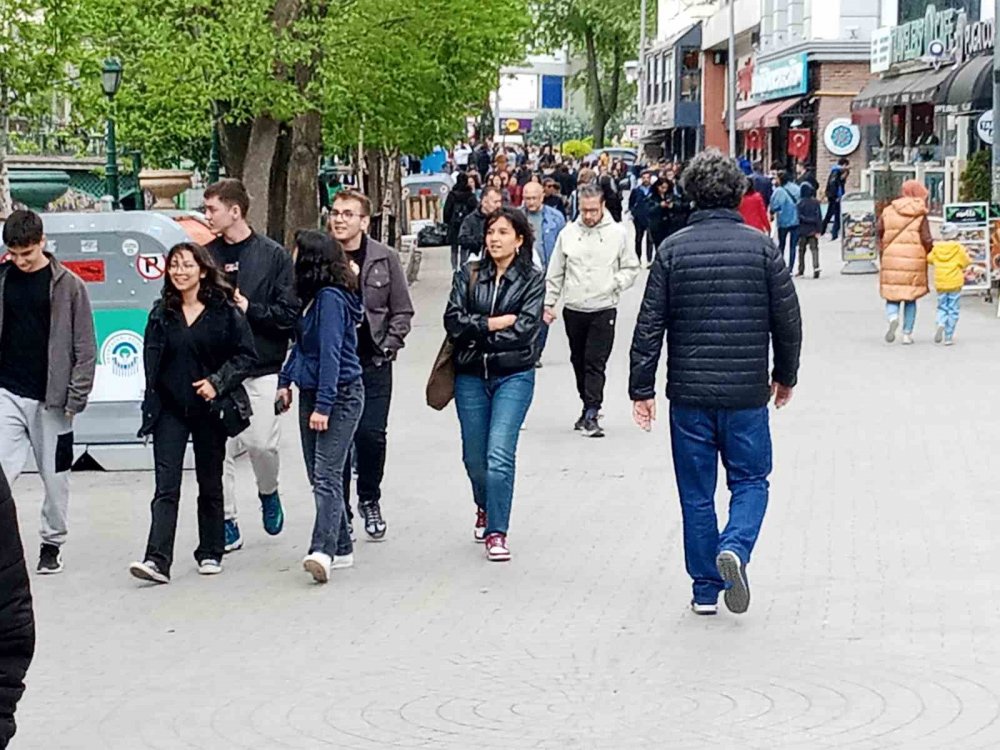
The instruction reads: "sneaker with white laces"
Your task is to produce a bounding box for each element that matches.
[129,559,169,584]
[716,550,750,614]
[303,552,332,583]
[484,533,511,562]
[474,508,487,543]
[198,559,223,576]
[690,601,718,616]
[331,553,354,570]
[902,333,914,345]
[885,318,899,343]
[361,501,387,541]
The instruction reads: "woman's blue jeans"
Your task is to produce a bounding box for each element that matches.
[886,300,917,334]
[455,370,535,535]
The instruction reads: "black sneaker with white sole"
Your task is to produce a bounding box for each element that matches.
[716,550,750,614]
[37,543,63,574]
[580,417,605,438]
[573,412,586,431]
[129,559,170,584]
[361,501,387,541]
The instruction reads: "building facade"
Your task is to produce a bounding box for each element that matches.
[494,53,588,139]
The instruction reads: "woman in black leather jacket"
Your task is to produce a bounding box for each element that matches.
[444,207,544,562]
[130,242,256,584]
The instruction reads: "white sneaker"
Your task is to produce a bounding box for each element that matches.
[303,552,331,583]
[690,601,718,616]
[331,553,354,570]
[934,325,945,343]
[944,338,955,347]
[129,560,169,584]
[902,333,914,345]
[885,318,899,343]
[198,559,222,575]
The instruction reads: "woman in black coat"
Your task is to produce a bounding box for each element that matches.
[443,173,479,270]
[130,242,257,584]
[599,174,623,222]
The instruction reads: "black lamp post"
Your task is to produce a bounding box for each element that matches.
[207,100,221,184]
[101,58,123,209]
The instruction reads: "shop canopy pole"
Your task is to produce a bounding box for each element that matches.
[993,0,1000,203]
[728,0,737,156]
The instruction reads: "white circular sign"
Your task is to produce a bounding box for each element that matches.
[823,118,861,156]
[977,109,993,145]
[121,238,139,257]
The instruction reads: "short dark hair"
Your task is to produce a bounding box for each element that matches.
[2,210,44,249]
[204,179,251,218]
[577,184,604,202]
[334,188,372,217]
[483,207,534,270]
[481,186,503,202]
[838,157,850,166]
[680,149,748,210]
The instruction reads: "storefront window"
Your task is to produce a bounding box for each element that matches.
[664,53,674,103]
[680,47,700,102]
[652,54,661,104]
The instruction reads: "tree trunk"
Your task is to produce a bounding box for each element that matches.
[242,115,281,232]
[0,104,12,218]
[283,109,322,248]
[390,153,403,244]
[592,110,608,149]
[220,117,252,179]
[267,124,292,243]
[584,27,607,148]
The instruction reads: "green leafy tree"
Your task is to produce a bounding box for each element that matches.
[530,0,649,147]
[526,111,589,146]
[960,148,992,202]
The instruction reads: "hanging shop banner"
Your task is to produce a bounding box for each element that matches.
[977,110,993,145]
[944,202,991,291]
[751,53,808,102]
[787,129,811,160]
[840,194,878,262]
[824,118,862,156]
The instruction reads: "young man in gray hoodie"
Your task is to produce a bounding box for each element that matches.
[0,210,96,574]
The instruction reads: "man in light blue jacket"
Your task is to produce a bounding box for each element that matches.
[521,182,565,363]
[769,172,800,270]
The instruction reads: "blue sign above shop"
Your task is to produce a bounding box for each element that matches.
[752,53,809,101]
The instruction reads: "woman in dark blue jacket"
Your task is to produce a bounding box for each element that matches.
[277,231,364,584]
[444,207,545,562]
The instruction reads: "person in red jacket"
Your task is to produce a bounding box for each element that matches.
[739,181,771,234]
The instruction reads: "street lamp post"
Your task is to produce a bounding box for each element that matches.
[728,0,737,156]
[101,59,123,210]
[208,100,221,185]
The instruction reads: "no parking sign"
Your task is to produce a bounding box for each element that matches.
[136,253,166,281]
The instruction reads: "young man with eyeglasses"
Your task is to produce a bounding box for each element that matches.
[328,190,414,541]
[204,179,299,552]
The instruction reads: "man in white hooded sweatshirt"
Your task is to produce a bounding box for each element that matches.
[543,184,640,437]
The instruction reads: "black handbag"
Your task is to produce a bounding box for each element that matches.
[212,385,253,438]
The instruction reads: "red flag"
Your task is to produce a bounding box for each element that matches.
[787,129,811,161]
[745,128,762,151]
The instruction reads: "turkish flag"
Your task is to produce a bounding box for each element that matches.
[745,128,762,151]
[787,129,811,161]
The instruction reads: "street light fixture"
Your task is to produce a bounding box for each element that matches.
[102,58,122,210]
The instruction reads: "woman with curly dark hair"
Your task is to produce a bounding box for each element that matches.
[130,242,257,584]
[444,207,545,561]
[277,230,364,584]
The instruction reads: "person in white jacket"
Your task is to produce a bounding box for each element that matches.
[543,184,640,437]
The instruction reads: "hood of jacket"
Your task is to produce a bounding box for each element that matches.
[575,209,617,236]
[320,285,363,325]
[800,183,816,199]
[932,241,963,263]
[889,196,928,218]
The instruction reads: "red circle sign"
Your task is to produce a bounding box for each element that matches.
[136,254,166,281]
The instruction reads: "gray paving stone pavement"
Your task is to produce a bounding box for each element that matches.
[10,235,1000,749]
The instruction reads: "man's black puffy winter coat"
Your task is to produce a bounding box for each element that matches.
[629,209,801,408]
[444,259,545,378]
[0,467,35,750]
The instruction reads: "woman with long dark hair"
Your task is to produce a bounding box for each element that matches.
[599,174,623,222]
[129,243,257,584]
[443,172,479,270]
[444,207,545,562]
[277,230,364,583]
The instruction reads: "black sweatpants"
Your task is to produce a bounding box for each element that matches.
[343,361,393,519]
[634,224,652,262]
[145,406,227,575]
[563,307,617,414]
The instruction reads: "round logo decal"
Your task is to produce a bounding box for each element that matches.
[823,118,861,157]
[122,238,140,257]
[101,331,143,378]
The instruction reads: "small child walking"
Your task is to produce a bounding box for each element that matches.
[927,223,971,346]
[796,183,822,278]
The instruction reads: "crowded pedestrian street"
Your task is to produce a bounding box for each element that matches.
[11,237,1000,750]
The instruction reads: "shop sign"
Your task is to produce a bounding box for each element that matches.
[823,118,861,156]
[977,109,993,145]
[876,6,995,72]
[751,53,807,101]
[944,202,991,290]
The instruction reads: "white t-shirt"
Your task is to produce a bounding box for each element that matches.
[454,146,471,167]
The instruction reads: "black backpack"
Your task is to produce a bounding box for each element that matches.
[825,170,841,200]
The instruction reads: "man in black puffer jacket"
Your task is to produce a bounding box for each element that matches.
[629,149,801,618]
[0,465,35,749]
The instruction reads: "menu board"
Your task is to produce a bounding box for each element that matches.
[943,202,990,292]
[840,194,878,262]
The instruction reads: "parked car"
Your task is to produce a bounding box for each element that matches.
[585,148,638,167]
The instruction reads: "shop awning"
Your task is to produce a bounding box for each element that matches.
[735,97,803,130]
[851,108,881,126]
[939,55,992,112]
[853,66,953,109]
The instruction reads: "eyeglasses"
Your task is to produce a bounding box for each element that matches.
[330,209,362,220]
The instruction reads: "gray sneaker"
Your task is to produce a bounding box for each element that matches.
[885,318,899,343]
[716,550,750,614]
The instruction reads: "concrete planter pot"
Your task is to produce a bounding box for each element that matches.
[9,169,71,211]
[139,169,193,209]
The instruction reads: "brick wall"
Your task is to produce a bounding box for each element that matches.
[703,55,728,151]
[816,62,874,192]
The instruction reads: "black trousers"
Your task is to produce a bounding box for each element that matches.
[343,361,393,519]
[563,308,617,413]
[145,405,227,575]
[634,223,652,262]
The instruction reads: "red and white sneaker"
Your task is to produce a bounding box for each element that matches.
[484,533,510,562]
[474,509,487,543]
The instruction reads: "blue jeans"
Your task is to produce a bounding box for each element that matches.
[299,380,364,557]
[777,226,799,270]
[936,292,961,339]
[886,300,917,334]
[669,404,772,605]
[455,370,535,535]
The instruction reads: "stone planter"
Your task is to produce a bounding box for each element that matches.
[9,169,71,211]
[139,169,193,209]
